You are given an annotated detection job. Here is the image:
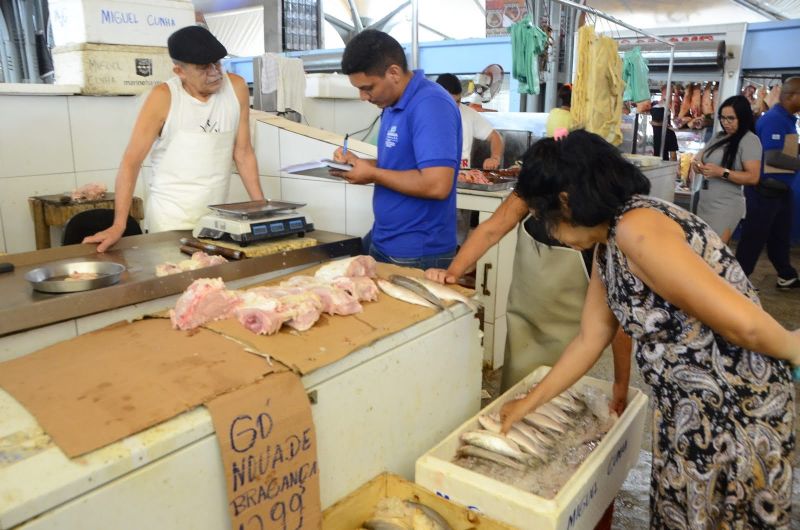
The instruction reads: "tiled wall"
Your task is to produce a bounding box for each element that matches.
[0,94,144,254]
[0,95,281,254]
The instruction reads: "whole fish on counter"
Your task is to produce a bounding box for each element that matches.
[390,274,480,312]
[376,279,436,309]
[388,275,446,309]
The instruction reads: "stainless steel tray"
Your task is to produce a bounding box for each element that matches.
[208,200,307,220]
[456,177,517,191]
[25,261,126,293]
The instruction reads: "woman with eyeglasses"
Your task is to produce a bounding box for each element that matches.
[692,95,762,243]
[500,130,798,529]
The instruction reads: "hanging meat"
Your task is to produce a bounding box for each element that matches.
[677,84,693,126]
[765,84,781,109]
[690,83,702,117]
[701,82,714,116]
[753,86,767,115]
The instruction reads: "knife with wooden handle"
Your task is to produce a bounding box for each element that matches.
[179,238,244,260]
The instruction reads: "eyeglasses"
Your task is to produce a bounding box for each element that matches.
[193,62,222,75]
[719,116,737,122]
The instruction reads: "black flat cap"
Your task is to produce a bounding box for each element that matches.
[168,26,227,64]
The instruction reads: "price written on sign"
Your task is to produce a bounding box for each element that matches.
[208,371,322,530]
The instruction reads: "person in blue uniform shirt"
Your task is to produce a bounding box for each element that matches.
[735,77,800,289]
[331,30,462,270]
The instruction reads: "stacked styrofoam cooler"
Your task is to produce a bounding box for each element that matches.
[49,0,196,94]
[416,366,649,530]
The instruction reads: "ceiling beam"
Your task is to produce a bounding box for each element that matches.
[729,0,787,20]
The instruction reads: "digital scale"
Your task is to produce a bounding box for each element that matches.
[192,200,314,245]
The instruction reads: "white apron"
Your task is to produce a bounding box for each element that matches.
[145,74,239,232]
[501,218,590,392]
[146,129,235,232]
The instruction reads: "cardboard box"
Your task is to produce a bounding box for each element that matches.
[416,366,649,530]
[322,473,514,530]
[53,43,173,95]
[49,0,196,47]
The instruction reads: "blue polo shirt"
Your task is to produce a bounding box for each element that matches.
[372,70,462,258]
[756,103,799,185]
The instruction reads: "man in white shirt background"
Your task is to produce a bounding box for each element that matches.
[436,73,504,170]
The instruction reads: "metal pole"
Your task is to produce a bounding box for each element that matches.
[660,46,675,160]
[410,0,419,69]
[549,0,674,46]
[346,0,363,32]
[529,0,541,112]
[543,0,561,112]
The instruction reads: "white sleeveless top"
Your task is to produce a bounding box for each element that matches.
[150,74,240,167]
[144,74,241,232]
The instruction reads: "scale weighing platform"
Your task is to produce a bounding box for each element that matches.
[192,200,314,245]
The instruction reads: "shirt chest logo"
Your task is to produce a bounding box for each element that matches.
[385,125,399,148]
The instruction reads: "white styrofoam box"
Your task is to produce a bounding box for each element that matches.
[69,95,142,171]
[0,95,74,179]
[305,73,359,99]
[416,366,649,530]
[1,173,78,254]
[53,44,173,95]
[332,99,380,139]
[302,96,336,132]
[49,0,195,47]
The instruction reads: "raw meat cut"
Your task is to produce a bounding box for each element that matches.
[332,276,379,302]
[70,182,107,202]
[169,278,241,331]
[314,255,377,282]
[155,251,228,277]
[234,291,288,335]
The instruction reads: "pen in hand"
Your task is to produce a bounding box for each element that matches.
[343,133,349,156]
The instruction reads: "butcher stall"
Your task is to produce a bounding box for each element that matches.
[0,230,483,529]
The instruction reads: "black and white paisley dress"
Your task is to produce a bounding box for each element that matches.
[597,196,795,529]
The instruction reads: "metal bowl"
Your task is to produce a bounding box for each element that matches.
[25,261,126,293]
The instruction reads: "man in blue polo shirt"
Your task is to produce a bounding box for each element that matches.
[331,30,462,269]
[736,77,800,289]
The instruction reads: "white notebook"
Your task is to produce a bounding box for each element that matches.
[281,159,353,179]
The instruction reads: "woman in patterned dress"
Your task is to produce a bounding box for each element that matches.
[499,130,798,529]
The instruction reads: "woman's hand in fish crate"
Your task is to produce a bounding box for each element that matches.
[499,394,535,434]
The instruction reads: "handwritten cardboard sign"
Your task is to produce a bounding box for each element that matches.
[207,371,321,530]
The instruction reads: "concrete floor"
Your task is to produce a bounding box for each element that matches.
[480,244,800,528]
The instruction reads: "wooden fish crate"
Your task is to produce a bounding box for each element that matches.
[416,366,649,530]
[322,473,514,530]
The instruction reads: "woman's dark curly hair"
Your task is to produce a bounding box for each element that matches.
[515,129,651,232]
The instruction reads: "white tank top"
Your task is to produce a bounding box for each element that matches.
[144,74,241,232]
[150,74,240,170]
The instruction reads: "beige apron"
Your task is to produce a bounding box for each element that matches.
[501,219,590,392]
[145,129,235,232]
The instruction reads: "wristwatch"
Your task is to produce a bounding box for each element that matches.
[722,170,730,181]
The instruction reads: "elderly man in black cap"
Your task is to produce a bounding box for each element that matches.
[84,25,264,251]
